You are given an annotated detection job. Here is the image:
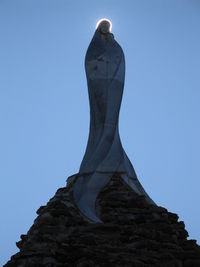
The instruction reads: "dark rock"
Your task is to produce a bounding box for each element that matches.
[4,173,200,267]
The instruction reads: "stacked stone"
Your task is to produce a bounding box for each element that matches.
[5,174,200,267]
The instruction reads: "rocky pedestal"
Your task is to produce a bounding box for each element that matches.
[5,173,200,267]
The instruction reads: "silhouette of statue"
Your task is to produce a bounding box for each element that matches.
[73,19,154,222]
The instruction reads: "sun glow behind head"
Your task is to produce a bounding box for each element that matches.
[96,18,112,32]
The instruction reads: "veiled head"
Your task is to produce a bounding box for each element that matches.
[96,18,112,34]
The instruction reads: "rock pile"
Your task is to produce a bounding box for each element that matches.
[5,173,200,267]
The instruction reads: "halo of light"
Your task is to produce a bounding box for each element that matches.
[96,18,112,32]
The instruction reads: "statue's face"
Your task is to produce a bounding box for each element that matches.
[98,20,111,34]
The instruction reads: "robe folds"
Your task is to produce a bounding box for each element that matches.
[72,29,154,222]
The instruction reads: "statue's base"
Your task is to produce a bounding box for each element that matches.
[5,173,200,267]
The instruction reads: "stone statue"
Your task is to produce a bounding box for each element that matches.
[72,19,154,222]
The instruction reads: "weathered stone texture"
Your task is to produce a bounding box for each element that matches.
[5,174,200,267]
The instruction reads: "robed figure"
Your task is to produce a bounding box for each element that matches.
[72,19,154,222]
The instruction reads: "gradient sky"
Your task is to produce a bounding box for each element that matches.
[0,0,200,265]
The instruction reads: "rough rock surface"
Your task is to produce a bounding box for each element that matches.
[5,173,200,267]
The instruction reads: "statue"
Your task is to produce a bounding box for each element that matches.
[72,19,155,222]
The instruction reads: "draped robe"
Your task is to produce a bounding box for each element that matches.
[73,29,154,222]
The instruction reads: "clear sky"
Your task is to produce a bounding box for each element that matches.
[0,0,200,265]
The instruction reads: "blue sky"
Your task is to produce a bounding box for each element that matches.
[0,0,200,265]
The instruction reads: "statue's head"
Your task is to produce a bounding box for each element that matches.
[96,18,112,34]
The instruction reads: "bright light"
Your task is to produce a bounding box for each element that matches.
[96,18,112,32]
